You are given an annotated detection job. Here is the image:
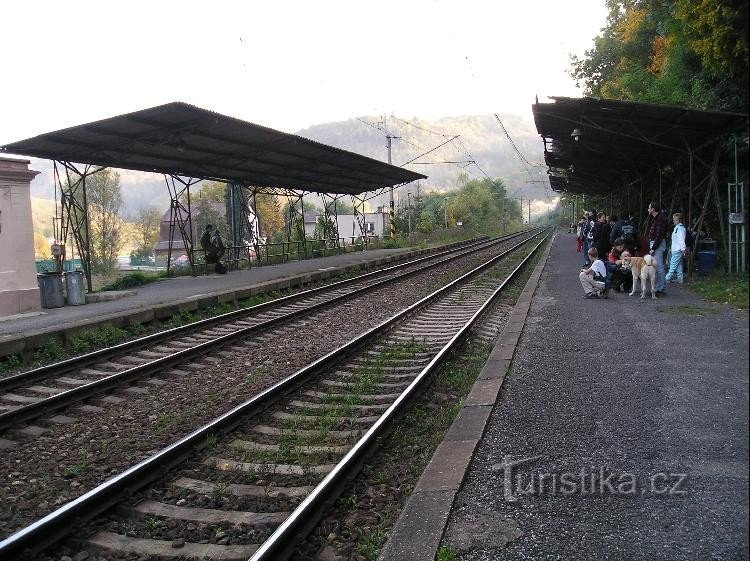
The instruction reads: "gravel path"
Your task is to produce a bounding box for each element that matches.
[444,232,749,561]
[0,236,533,541]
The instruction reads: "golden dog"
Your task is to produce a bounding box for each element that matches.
[622,254,657,299]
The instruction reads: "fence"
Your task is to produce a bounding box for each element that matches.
[174,235,383,275]
[35,258,84,273]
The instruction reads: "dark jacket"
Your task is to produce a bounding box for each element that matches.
[648,212,669,250]
[592,221,611,256]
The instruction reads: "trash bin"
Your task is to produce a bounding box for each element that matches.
[37,272,65,308]
[696,240,718,275]
[64,270,86,305]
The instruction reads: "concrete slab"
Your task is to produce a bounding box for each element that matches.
[444,407,492,442]
[417,439,478,492]
[378,489,456,561]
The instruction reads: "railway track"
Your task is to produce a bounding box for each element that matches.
[0,232,535,436]
[0,228,550,561]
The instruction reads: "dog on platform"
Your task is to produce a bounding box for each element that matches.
[622,252,657,299]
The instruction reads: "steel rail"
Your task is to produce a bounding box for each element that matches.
[0,229,548,560]
[0,236,499,393]
[0,231,536,431]
[250,230,552,560]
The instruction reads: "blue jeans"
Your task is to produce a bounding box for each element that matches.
[665,251,684,284]
[653,240,667,291]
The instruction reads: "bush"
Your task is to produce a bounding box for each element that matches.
[99,272,161,291]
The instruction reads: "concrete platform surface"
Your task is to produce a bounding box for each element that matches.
[441,232,749,560]
[0,245,435,358]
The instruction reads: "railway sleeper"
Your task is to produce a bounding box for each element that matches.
[230,438,349,455]
[204,456,335,476]
[302,389,402,404]
[86,531,259,561]
[172,476,314,498]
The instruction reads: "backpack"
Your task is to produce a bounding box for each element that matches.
[621,222,635,244]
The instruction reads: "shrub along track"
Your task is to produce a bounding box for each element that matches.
[0,233,526,436]
[0,230,542,547]
[0,230,550,561]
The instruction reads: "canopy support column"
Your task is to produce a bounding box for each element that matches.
[53,161,105,293]
[164,175,199,277]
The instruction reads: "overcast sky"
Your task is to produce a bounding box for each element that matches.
[0,0,607,145]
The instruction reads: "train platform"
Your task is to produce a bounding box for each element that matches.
[0,244,454,359]
[381,231,749,561]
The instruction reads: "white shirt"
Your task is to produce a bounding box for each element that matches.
[591,259,607,278]
[670,223,686,252]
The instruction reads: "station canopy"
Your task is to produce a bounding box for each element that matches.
[533,96,748,195]
[1,102,425,195]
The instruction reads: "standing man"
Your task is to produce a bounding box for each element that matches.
[665,212,687,285]
[200,224,215,263]
[647,202,669,295]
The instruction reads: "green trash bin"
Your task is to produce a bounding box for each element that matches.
[37,273,65,308]
[64,270,86,305]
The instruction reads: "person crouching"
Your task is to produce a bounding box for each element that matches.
[579,248,608,299]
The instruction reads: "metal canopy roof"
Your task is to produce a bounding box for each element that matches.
[533,96,748,195]
[0,102,426,195]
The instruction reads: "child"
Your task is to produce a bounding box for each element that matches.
[579,248,608,299]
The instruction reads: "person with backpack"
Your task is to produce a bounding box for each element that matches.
[611,214,639,255]
[665,212,687,284]
[210,228,227,274]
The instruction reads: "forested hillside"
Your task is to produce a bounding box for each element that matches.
[297,113,548,199]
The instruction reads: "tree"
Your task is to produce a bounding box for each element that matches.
[569,0,748,112]
[255,193,284,239]
[87,169,125,275]
[130,206,161,265]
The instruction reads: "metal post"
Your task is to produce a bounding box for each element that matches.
[407,192,412,237]
[387,131,395,238]
[444,197,448,229]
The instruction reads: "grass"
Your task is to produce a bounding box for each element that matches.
[687,272,748,310]
[326,338,492,560]
[657,305,720,316]
[436,546,458,561]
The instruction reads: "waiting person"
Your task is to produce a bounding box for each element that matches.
[611,213,639,255]
[647,202,669,295]
[579,247,608,299]
[576,217,586,253]
[200,224,214,260]
[665,212,687,285]
[592,212,612,261]
[607,238,632,292]
[210,228,227,274]
[583,210,596,264]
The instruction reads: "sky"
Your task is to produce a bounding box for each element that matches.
[0,0,608,145]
